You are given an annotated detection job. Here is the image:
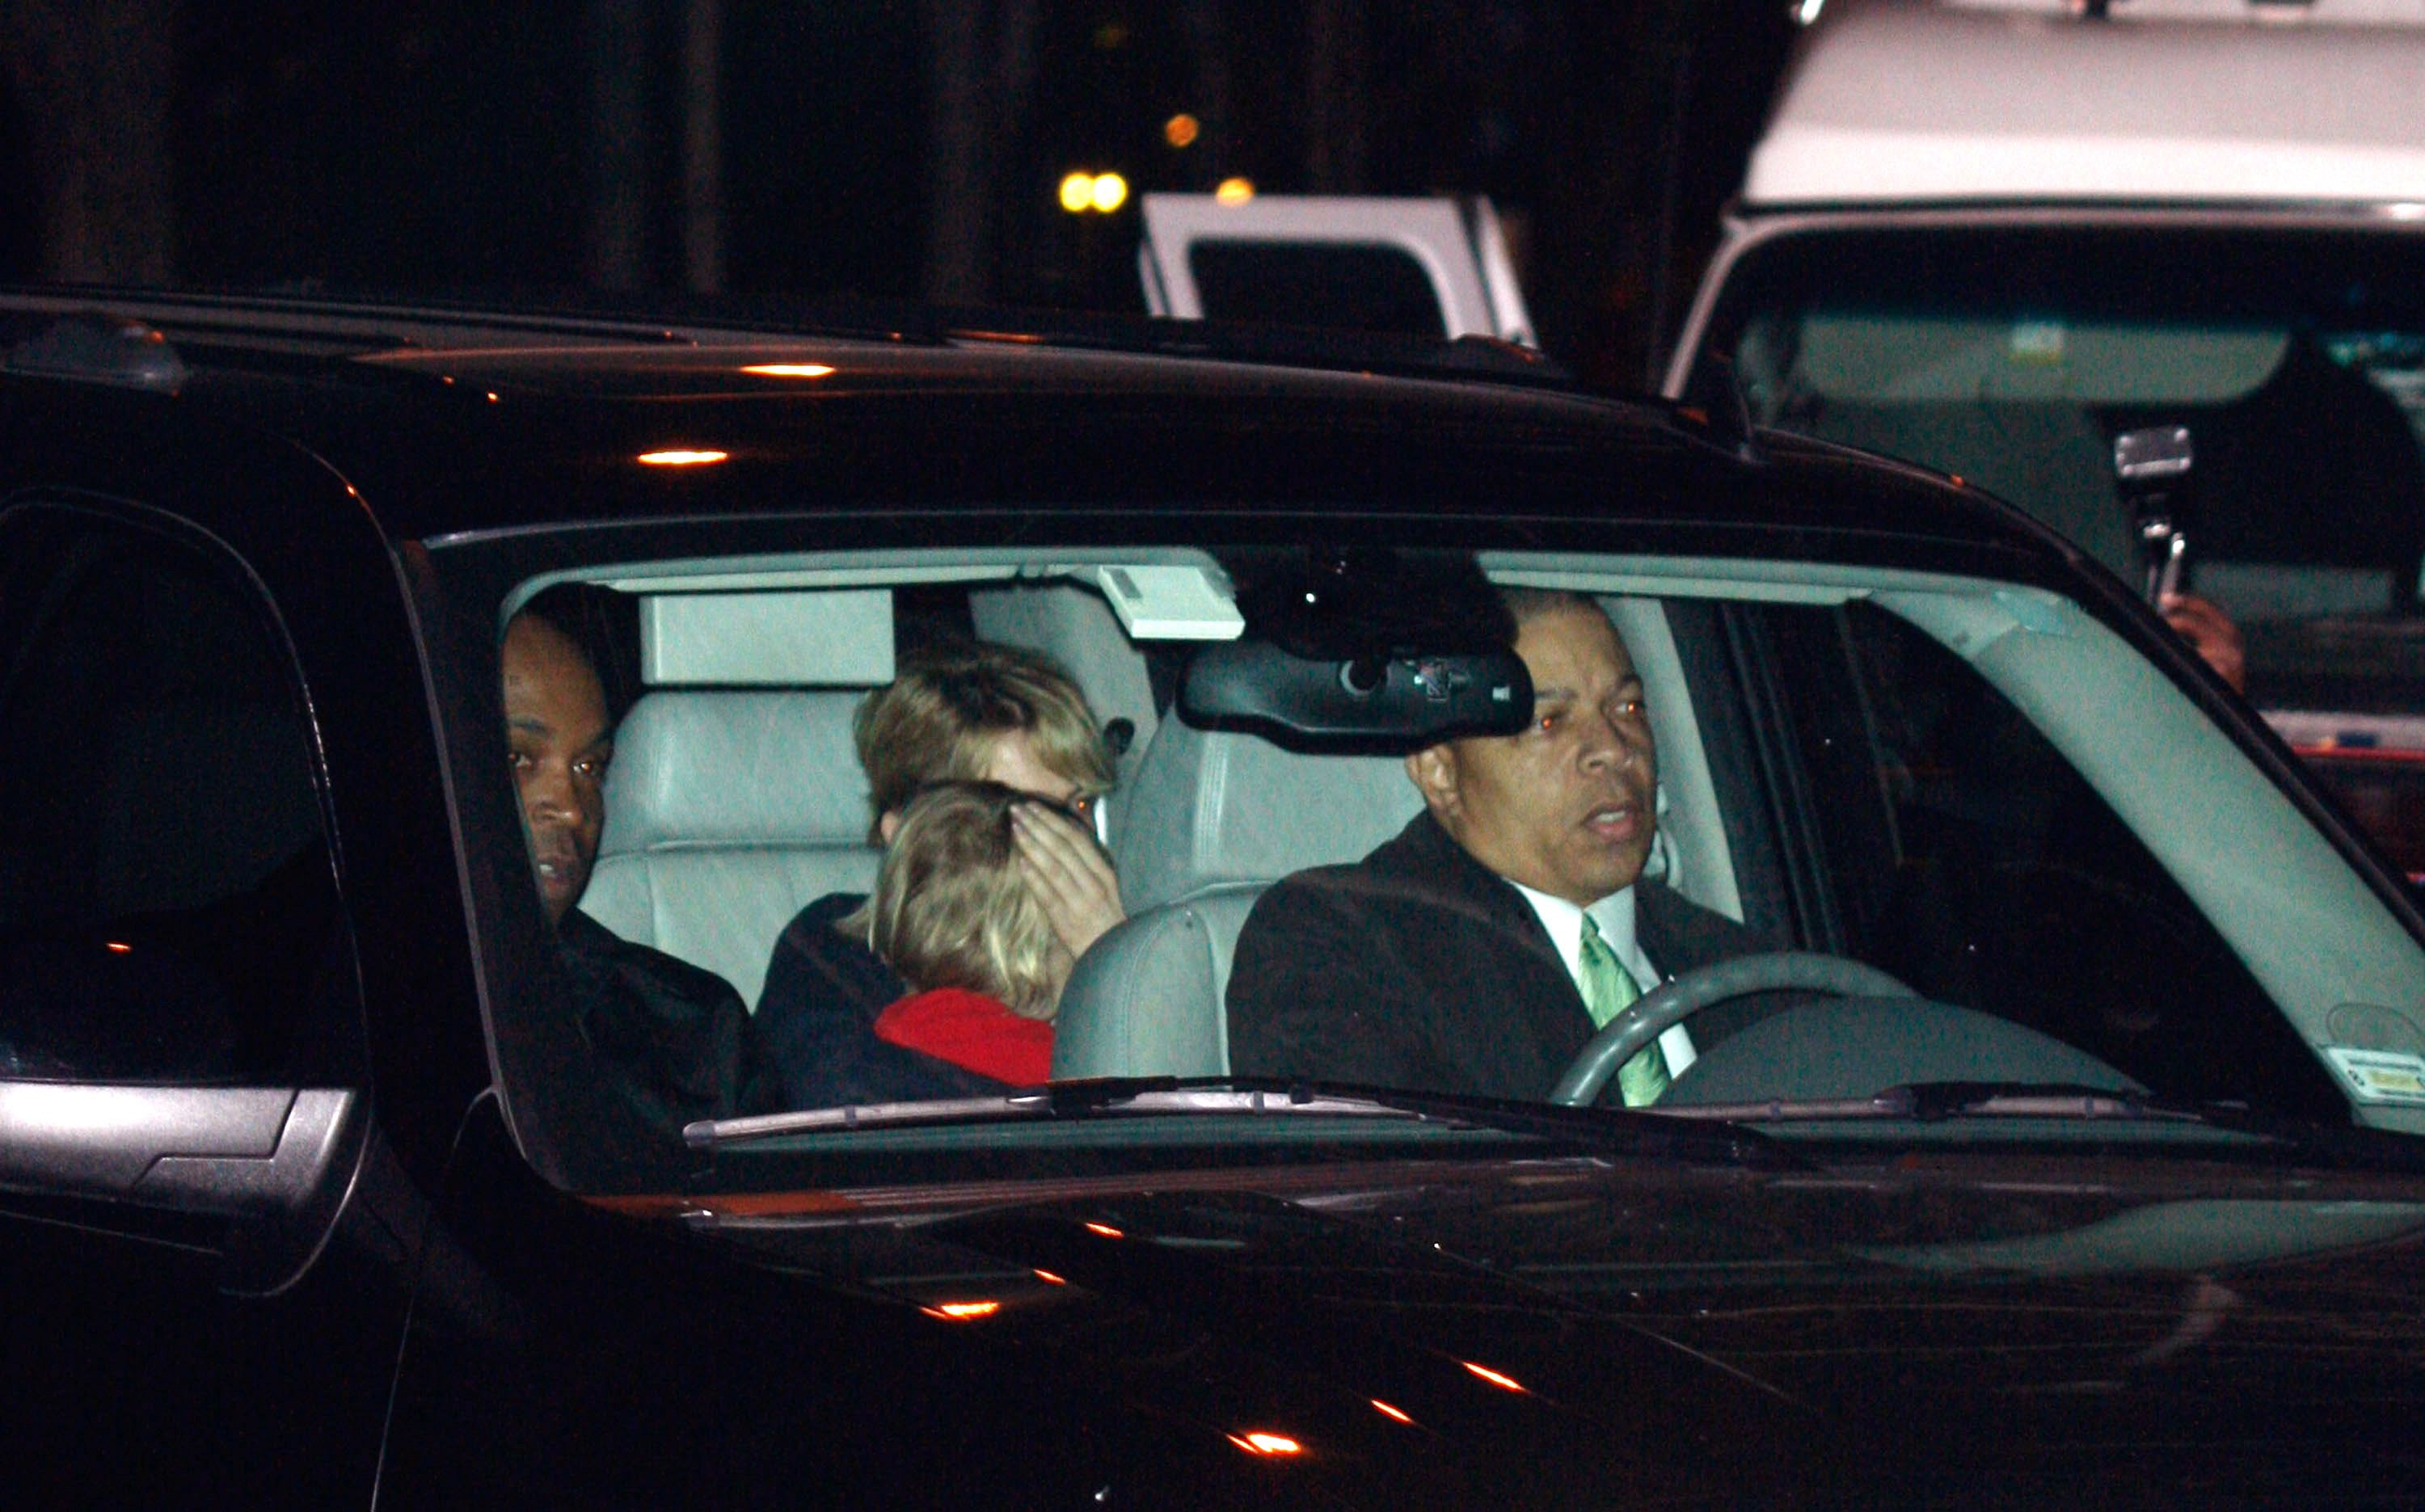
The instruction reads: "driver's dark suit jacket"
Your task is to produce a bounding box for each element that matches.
[1227,811,1774,1103]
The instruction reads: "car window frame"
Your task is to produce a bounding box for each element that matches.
[0,489,370,1288]
[424,509,2425,1190]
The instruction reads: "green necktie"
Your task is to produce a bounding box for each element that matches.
[1579,914,1668,1107]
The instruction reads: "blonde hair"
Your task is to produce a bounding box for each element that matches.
[862,781,1067,1020]
[854,641,1114,844]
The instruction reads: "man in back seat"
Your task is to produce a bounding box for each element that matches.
[504,596,775,1132]
[755,641,1119,1106]
[1228,591,1772,1106]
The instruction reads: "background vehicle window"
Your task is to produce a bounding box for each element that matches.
[0,504,335,1083]
[1754,600,2344,1119]
[1188,241,1449,337]
[1711,226,2425,882]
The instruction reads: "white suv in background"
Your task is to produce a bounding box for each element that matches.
[1663,0,2425,880]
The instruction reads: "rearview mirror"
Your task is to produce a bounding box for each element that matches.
[1179,638,1532,751]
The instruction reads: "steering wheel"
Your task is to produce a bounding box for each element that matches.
[1550,951,1921,1107]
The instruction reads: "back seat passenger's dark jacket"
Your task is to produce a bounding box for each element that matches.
[556,907,780,1133]
[754,893,1005,1107]
[1227,811,1772,1103]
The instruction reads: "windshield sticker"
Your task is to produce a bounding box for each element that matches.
[2325,1047,2425,1104]
[2008,320,2065,367]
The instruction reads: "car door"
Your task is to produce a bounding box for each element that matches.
[1138,192,1537,345]
[0,482,410,1506]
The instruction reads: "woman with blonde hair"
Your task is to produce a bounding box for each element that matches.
[860,781,1073,1085]
[756,639,1116,1103]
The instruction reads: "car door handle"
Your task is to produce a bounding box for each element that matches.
[0,1082,356,1219]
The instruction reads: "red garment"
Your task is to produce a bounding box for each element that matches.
[871,988,1054,1085]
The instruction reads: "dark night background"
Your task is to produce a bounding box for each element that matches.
[0,1,1798,388]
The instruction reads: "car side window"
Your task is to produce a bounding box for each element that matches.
[0,503,335,1083]
[1758,599,2344,1118]
[1188,242,1450,338]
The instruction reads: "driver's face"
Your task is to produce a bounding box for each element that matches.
[504,615,612,926]
[1408,601,1658,908]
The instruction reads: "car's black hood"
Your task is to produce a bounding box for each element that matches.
[669,1145,2425,1506]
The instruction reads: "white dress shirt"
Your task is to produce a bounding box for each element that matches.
[1508,881,1699,1076]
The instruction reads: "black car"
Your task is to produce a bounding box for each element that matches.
[5,291,2425,1508]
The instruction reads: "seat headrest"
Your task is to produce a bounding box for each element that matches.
[597,690,871,854]
[1113,718,1421,914]
[1111,710,1683,916]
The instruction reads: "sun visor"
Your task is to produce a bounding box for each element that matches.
[639,589,895,685]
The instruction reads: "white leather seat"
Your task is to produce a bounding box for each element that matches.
[1053,718,1418,1079]
[578,690,878,1008]
[1051,882,1263,1078]
[1109,717,1421,917]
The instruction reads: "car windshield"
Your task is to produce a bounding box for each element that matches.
[426,514,2425,1196]
[1699,223,2425,882]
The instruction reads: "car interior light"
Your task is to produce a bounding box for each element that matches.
[1215,177,1255,205]
[1096,563,1244,640]
[740,364,834,379]
[636,450,729,466]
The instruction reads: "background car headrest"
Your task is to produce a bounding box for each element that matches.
[597,689,871,854]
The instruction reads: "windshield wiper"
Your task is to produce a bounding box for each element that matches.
[686,1079,1417,1148]
[686,1075,1805,1169]
[1667,1081,2425,1173]
[1895,1081,2188,1122]
[1662,1081,2201,1127]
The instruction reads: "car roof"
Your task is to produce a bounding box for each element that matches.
[1748,0,2425,208]
[0,288,2089,587]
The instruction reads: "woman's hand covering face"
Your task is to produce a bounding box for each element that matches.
[1011,800,1126,962]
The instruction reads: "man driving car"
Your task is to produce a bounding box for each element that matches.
[1226,590,1771,1105]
